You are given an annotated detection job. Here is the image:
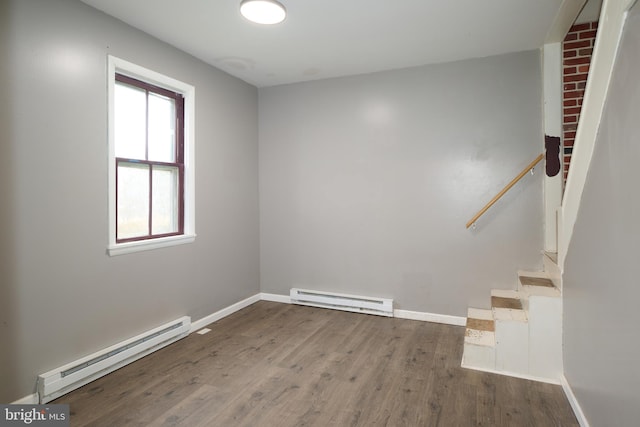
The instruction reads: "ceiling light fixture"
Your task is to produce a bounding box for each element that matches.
[240,0,286,25]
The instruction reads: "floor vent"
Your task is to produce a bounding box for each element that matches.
[290,288,393,317]
[37,316,191,403]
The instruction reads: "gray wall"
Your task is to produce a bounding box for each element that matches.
[0,0,259,402]
[259,50,544,315]
[563,4,640,425]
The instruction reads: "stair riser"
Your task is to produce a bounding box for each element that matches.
[495,320,529,374]
[528,297,563,378]
[462,344,495,371]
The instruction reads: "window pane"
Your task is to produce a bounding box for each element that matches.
[148,93,176,162]
[117,163,149,239]
[115,83,146,160]
[152,166,179,235]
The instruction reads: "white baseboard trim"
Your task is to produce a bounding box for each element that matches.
[394,309,467,326]
[190,293,261,332]
[260,292,291,304]
[461,362,561,385]
[12,393,39,404]
[258,294,466,326]
[561,374,590,427]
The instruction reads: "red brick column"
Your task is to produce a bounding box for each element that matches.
[563,22,598,181]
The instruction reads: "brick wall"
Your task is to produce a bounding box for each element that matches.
[563,22,598,181]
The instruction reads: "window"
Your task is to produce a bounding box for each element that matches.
[115,74,184,241]
[108,57,195,256]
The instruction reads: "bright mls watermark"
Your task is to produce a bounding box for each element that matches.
[0,405,69,426]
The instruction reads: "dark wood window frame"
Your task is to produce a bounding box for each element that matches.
[115,73,185,243]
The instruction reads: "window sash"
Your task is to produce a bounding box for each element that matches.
[114,73,185,244]
[116,159,184,243]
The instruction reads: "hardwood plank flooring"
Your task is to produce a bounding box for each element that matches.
[55,301,578,426]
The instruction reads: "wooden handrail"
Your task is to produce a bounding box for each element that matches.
[466,153,544,229]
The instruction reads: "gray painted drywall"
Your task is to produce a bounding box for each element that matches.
[563,4,640,425]
[0,0,259,402]
[259,51,544,315]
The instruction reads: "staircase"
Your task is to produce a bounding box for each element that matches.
[461,252,563,382]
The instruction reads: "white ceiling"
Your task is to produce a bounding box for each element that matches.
[81,0,571,88]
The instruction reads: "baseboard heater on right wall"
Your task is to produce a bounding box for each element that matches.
[290,288,393,317]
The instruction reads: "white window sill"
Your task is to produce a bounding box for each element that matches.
[107,234,196,256]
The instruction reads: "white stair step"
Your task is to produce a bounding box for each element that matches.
[521,285,561,298]
[464,308,495,347]
[493,307,528,322]
[467,307,494,321]
[518,271,561,298]
[463,308,496,370]
[491,289,523,299]
[465,328,496,347]
[490,290,528,322]
[520,275,554,288]
[490,290,529,373]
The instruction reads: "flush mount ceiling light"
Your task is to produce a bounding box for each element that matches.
[240,0,286,25]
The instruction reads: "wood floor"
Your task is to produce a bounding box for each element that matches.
[56,301,579,426]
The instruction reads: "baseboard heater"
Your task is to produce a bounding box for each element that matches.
[37,316,191,403]
[290,288,393,317]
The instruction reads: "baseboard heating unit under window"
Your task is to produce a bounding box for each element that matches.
[290,288,393,317]
[37,316,191,403]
